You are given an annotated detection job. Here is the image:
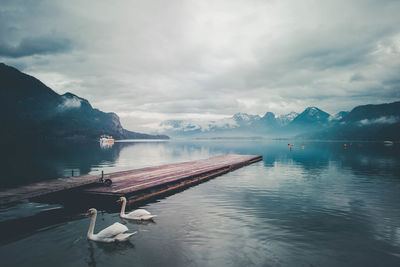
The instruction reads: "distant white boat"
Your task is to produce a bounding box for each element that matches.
[384,140,394,146]
[100,135,114,145]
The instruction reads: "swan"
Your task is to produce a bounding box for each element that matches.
[86,208,137,243]
[117,197,157,221]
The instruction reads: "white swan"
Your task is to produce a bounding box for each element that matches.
[117,197,157,221]
[86,208,137,243]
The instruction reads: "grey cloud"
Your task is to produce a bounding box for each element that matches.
[0,36,72,58]
[382,78,400,88]
[350,73,365,82]
[299,48,366,70]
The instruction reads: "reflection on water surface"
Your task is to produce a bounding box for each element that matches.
[0,140,399,266]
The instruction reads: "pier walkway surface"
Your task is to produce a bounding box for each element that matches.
[0,154,262,205]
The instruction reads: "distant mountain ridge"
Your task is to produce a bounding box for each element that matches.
[159,108,330,137]
[306,101,400,140]
[158,102,400,140]
[0,63,169,142]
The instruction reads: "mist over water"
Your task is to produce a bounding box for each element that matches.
[0,140,399,266]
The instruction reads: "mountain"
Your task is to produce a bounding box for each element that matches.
[232,112,261,127]
[341,102,400,123]
[158,101,400,140]
[289,107,330,128]
[329,111,349,122]
[259,112,279,128]
[0,63,169,143]
[159,110,311,137]
[160,113,261,137]
[160,116,240,137]
[306,102,400,140]
[276,112,299,126]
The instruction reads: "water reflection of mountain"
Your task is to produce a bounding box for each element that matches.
[1,140,398,190]
[176,140,400,179]
[279,142,399,179]
[329,143,400,178]
[0,142,126,189]
[0,140,399,248]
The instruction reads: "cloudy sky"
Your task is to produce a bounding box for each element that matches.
[1,0,400,132]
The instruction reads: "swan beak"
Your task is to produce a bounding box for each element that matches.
[116,199,121,203]
[85,212,90,216]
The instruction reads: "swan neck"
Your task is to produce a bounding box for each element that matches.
[120,199,127,217]
[87,211,97,238]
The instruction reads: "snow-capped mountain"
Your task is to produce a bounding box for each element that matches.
[329,111,349,122]
[276,112,299,126]
[160,117,239,134]
[232,113,261,127]
[160,113,259,136]
[290,107,330,127]
[159,102,400,140]
[158,108,330,137]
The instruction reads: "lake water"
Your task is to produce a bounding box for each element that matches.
[0,140,399,266]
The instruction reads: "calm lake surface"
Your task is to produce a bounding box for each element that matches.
[0,140,399,266]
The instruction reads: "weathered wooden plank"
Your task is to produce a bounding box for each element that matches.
[0,174,101,205]
[0,154,262,205]
[85,154,262,195]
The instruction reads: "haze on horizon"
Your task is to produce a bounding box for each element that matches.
[1,0,400,133]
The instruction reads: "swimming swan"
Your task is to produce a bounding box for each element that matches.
[117,197,157,221]
[86,208,136,242]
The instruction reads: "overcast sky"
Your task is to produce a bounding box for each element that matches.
[1,0,400,132]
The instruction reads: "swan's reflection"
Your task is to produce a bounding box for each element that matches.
[120,218,156,240]
[95,239,135,252]
[87,242,96,267]
[122,218,157,226]
[87,239,135,266]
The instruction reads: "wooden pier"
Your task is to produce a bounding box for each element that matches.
[0,154,262,206]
